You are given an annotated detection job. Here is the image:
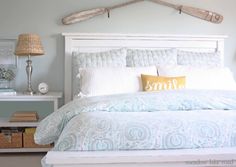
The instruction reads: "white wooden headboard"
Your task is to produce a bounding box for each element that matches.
[62,33,227,104]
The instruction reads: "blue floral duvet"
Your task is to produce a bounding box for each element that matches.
[35,90,236,151]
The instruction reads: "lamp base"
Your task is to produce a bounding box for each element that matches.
[23,90,36,95]
[25,56,35,96]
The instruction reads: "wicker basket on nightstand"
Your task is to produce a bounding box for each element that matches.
[23,132,51,148]
[0,132,22,148]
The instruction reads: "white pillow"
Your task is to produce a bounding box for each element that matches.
[79,66,157,97]
[73,48,127,68]
[157,65,236,90]
[72,48,127,96]
[177,50,221,67]
[127,49,177,67]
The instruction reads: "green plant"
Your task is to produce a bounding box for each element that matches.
[0,67,15,81]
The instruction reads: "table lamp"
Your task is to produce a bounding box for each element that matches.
[15,34,44,95]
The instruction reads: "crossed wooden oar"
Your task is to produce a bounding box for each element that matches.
[62,0,223,25]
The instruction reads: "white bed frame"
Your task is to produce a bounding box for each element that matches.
[45,33,236,167]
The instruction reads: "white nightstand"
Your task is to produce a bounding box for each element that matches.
[0,92,62,153]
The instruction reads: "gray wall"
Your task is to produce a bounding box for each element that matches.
[0,0,236,98]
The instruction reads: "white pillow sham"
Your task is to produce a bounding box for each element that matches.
[72,48,127,96]
[157,65,236,90]
[177,50,221,67]
[73,48,127,68]
[126,49,177,67]
[79,66,157,97]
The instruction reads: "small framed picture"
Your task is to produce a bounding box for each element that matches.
[0,38,17,68]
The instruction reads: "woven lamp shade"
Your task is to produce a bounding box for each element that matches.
[15,34,44,56]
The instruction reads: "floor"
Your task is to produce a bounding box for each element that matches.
[0,153,45,167]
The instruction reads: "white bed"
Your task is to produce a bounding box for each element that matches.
[44,33,236,167]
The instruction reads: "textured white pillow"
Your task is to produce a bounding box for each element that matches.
[73,49,127,68]
[79,66,157,97]
[177,50,221,67]
[72,48,127,96]
[157,65,236,90]
[126,49,177,67]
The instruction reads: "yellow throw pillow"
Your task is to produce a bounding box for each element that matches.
[141,74,186,91]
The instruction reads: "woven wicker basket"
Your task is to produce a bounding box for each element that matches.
[0,133,22,148]
[23,133,51,148]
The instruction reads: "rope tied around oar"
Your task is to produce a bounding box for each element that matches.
[178,5,183,14]
[105,8,111,18]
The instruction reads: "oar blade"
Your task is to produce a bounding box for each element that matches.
[62,8,107,25]
[181,6,223,24]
